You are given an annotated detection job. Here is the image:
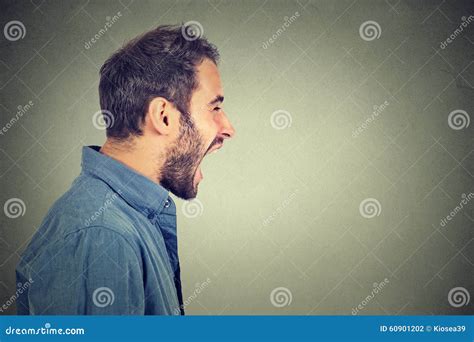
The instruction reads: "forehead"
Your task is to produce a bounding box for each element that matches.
[192,58,223,106]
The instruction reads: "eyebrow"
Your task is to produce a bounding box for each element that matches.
[208,95,224,106]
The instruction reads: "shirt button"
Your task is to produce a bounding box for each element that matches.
[164,199,171,208]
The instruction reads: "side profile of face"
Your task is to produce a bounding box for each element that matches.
[159,59,235,200]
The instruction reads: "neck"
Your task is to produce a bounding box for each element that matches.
[100,138,163,184]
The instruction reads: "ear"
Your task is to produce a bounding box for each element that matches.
[147,97,179,135]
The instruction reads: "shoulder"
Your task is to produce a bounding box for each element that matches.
[18,224,142,275]
[19,173,142,264]
[43,172,139,238]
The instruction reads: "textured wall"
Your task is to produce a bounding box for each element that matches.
[0,0,473,315]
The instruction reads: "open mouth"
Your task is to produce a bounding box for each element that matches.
[194,141,223,184]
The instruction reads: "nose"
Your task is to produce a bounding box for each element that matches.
[218,111,235,140]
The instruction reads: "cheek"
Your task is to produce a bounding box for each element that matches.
[207,121,220,142]
[196,115,219,143]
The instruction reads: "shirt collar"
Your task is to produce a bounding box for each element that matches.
[81,145,173,217]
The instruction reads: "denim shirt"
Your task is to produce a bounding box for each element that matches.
[16,146,184,315]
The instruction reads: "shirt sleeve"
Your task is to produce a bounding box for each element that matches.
[26,226,145,315]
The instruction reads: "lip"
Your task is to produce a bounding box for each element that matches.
[205,143,223,156]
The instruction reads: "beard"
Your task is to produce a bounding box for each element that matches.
[159,113,220,200]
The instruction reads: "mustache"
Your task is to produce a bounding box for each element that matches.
[205,137,224,155]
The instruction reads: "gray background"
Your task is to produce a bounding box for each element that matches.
[0,0,473,315]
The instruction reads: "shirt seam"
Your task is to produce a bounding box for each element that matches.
[62,225,144,275]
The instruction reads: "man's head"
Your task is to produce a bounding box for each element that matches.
[98,25,235,200]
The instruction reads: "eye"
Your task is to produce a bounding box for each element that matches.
[212,106,221,112]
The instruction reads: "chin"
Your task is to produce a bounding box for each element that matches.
[187,186,199,200]
[180,193,198,201]
[174,184,198,200]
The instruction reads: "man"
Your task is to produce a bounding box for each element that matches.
[15,25,235,315]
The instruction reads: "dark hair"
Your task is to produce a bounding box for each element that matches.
[98,24,219,140]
